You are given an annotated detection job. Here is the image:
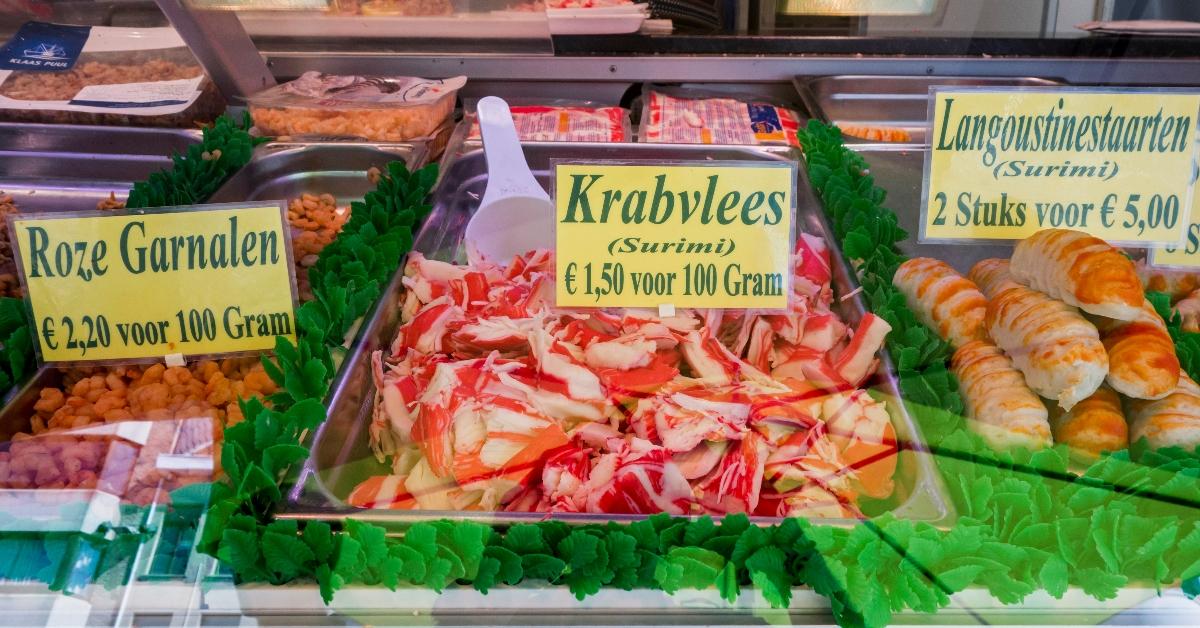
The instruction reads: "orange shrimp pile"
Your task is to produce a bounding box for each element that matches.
[27,359,276,436]
[289,193,350,301]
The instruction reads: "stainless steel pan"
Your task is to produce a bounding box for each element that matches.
[284,142,954,528]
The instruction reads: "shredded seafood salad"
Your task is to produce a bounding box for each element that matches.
[350,234,899,518]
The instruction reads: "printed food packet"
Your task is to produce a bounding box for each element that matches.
[0,21,223,127]
[639,88,801,146]
[467,104,631,142]
[249,71,466,142]
[0,417,214,504]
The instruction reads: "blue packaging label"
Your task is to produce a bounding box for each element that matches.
[0,22,91,72]
[747,103,783,134]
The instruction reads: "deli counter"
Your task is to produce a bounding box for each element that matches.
[1,1,1200,626]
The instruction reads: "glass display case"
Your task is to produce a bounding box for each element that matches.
[0,1,1199,626]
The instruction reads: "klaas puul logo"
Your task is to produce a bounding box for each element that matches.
[23,43,67,61]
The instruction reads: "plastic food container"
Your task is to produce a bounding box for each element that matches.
[248,72,465,142]
[0,417,214,505]
[352,0,454,15]
[0,22,223,128]
[792,75,1063,145]
[0,359,274,507]
[205,141,428,301]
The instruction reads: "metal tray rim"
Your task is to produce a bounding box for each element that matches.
[793,74,1065,145]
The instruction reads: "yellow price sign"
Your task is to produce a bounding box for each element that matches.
[1150,167,1200,268]
[554,162,794,309]
[9,203,297,363]
[921,88,1200,245]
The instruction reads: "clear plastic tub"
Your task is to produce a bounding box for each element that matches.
[0,417,215,506]
[248,72,465,142]
[0,23,223,128]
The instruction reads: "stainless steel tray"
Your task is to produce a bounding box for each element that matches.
[0,141,425,397]
[794,75,1063,145]
[207,141,428,206]
[0,123,202,212]
[284,142,954,528]
[0,143,428,434]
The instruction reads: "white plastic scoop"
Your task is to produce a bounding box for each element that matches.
[464,96,555,263]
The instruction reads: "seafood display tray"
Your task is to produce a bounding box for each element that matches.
[855,145,1200,503]
[284,142,955,528]
[208,140,429,358]
[0,366,217,536]
[793,75,1063,145]
[0,123,202,212]
[206,141,427,206]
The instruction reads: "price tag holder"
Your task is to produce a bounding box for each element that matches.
[920,87,1200,246]
[8,203,297,364]
[553,161,794,309]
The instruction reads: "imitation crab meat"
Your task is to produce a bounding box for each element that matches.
[354,239,896,517]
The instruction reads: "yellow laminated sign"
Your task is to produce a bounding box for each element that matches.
[1151,182,1200,268]
[554,162,794,309]
[9,204,296,363]
[921,88,1200,246]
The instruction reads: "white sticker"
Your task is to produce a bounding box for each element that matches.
[0,75,203,115]
[69,75,204,108]
[280,71,467,105]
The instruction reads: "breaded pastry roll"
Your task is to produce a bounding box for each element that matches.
[1091,300,1180,400]
[986,284,1108,410]
[1011,229,1143,321]
[1047,386,1128,458]
[968,258,1020,299]
[1136,259,1200,302]
[951,339,1052,450]
[1128,373,1200,450]
[892,258,986,348]
[1174,288,1200,333]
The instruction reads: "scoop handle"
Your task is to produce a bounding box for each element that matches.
[477,96,544,199]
